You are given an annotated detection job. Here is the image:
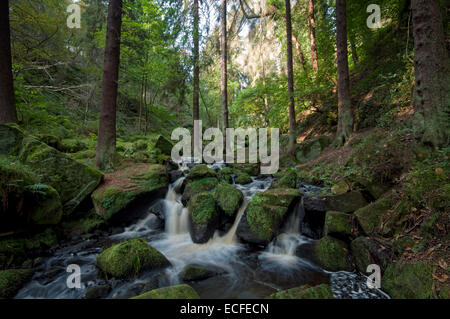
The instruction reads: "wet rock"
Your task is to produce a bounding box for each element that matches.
[185,164,216,181]
[0,269,35,299]
[303,191,368,214]
[350,237,392,274]
[182,177,218,205]
[382,262,436,299]
[96,238,171,278]
[324,211,354,241]
[313,235,353,272]
[131,284,200,299]
[92,164,168,220]
[267,283,333,299]
[188,192,219,243]
[148,200,166,220]
[214,182,243,218]
[84,284,112,299]
[169,170,183,183]
[237,188,302,245]
[165,159,179,171]
[181,264,217,282]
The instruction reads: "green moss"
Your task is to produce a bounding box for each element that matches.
[267,284,333,299]
[96,238,170,278]
[324,211,353,240]
[0,269,35,298]
[314,236,352,272]
[189,192,218,225]
[181,265,215,282]
[235,173,252,185]
[57,138,88,153]
[131,284,200,299]
[245,188,302,242]
[25,184,63,225]
[214,183,243,217]
[296,136,331,164]
[230,163,259,176]
[154,135,173,155]
[62,210,105,235]
[182,177,218,204]
[186,164,216,181]
[272,170,297,189]
[354,193,395,236]
[382,262,436,299]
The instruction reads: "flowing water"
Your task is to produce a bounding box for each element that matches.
[15,162,389,299]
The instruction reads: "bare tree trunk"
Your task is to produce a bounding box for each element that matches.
[292,34,308,74]
[412,0,450,148]
[308,0,319,73]
[96,0,123,170]
[193,0,200,157]
[221,0,229,132]
[334,0,353,147]
[285,0,296,153]
[0,0,17,124]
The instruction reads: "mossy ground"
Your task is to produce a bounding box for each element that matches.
[0,269,35,298]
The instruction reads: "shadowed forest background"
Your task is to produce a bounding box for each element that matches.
[0,0,449,300]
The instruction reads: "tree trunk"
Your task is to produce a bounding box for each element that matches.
[96,0,123,170]
[349,33,359,66]
[292,34,308,74]
[334,0,353,147]
[193,0,200,156]
[308,0,319,73]
[412,0,450,148]
[0,0,17,124]
[221,0,229,132]
[285,0,296,153]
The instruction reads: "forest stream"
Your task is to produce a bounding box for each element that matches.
[15,161,389,299]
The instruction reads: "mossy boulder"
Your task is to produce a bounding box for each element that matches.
[272,170,297,189]
[313,235,353,272]
[155,135,173,156]
[382,262,436,299]
[324,211,354,241]
[186,164,216,181]
[237,188,302,245]
[231,163,259,176]
[217,166,234,183]
[0,125,103,215]
[92,164,168,220]
[181,177,218,205]
[57,138,88,153]
[131,284,200,299]
[267,284,333,299]
[188,192,219,243]
[0,269,34,298]
[350,237,391,273]
[25,184,63,225]
[96,238,170,278]
[295,136,331,164]
[214,182,243,217]
[354,194,395,237]
[181,264,217,282]
[235,172,252,185]
[303,191,368,214]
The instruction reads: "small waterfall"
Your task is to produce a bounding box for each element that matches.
[164,178,189,236]
[217,199,249,245]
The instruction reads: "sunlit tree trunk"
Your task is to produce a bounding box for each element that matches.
[412,0,450,148]
[334,0,353,147]
[0,0,17,124]
[308,0,319,74]
[193,0,200,158]
[221,0,229,133]
[285,0,296,153]
[349,33,358,66]
[96,0,123,170]
[292,34,308,74]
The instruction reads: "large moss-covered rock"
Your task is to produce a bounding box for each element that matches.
[313,236,353,272]
[303,191,368,214]
[324,211,354,241]
[350,237,391,273]
[267,284,333,299]
[235,172,252,185]
[215,182,243,217]
[96,238,170,278]
[0,269,34,298]
[131,284,200,299]
[0,125,103,215]
[186,164,216,181]
[296,135,331,164]
[188,192,219,243]
[231,163,259,176]
[382,262,436,299]
[57,138,88,153]
[25,184,63,225]
[237,188,302,245]
[155,135,173,156]
[272,170,297,189]
[92,164,168,220]
[181,264,217,282]
[181,177,218,205]
[354,194,394,237]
